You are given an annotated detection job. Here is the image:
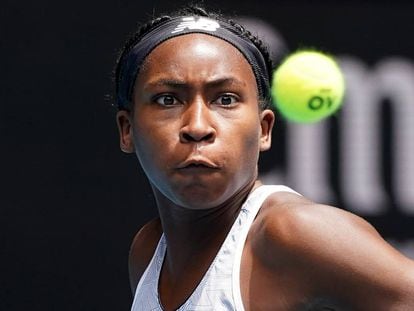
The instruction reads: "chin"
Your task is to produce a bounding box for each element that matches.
[172,185,229,210]
[175,191,226,210]
[152,171,255,210]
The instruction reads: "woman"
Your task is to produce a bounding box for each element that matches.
[115,6,414,311]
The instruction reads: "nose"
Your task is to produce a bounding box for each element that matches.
[179,100,216,143]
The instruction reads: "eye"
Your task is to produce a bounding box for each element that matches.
[154,94,179,106]
[214,94,238,106]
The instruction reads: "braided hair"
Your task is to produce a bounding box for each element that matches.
[114,5,274,110]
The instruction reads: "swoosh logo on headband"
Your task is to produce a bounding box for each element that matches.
[171,17,220,34]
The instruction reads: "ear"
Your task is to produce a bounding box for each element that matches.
[116,110,135,153]
[259,109,275,152]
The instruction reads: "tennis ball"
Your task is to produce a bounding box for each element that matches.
[271,50,345,123]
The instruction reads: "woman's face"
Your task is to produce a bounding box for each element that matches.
[117,33,274,209]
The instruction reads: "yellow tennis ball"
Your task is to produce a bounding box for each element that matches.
[271,50,345,123]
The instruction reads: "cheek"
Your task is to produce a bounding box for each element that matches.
[224,115,262,163]
[131,126,178,189]
[133,106,176,143]
[136,131,172,155]
[242,128,262,164]
[131,116,177,169]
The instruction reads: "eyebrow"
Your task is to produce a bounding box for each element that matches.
[144,77,247,90]
[145,78,188,90]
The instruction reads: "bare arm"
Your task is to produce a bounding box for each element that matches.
[257,193,414,310]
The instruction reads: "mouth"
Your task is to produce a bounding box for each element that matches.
[176,157,219,170]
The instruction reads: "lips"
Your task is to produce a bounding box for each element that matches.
[176,157,219,169]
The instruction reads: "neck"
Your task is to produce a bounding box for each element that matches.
[152,180,262,271]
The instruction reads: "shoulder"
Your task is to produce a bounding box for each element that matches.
[128,217,163,295]
[250,190,414,309]
[251,190,381,259]
[254,190,381,251]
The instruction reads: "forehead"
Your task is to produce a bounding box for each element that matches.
[137,33,256,84]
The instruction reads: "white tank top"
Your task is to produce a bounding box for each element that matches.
[131,185,298,311]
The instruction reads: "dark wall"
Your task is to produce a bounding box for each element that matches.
[2,1,413,310]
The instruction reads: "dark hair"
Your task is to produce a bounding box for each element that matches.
[114,5,274,110]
